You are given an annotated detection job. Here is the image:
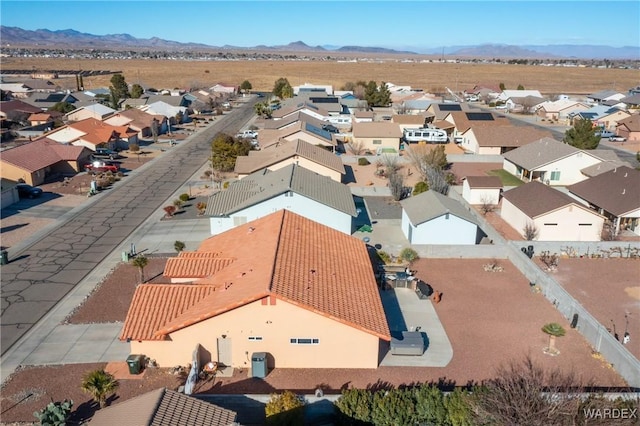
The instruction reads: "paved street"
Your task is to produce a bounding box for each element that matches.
[0,100,258,355]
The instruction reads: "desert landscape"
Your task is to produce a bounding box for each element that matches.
[4,56,638,95]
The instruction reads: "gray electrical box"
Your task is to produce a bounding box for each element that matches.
[251,352,267,378]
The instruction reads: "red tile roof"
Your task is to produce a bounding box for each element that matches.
[122,211,390,342]
[164,252,236,279]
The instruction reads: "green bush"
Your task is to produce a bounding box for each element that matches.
[488,102,496,107]
[413,181,428,195]
[377,250,391,264]
[399,248,419,263]
[358,157,370,166]
[33,399,73,426]
[179,193,190,202]
[265,390,304,425]
[223,181,230,189]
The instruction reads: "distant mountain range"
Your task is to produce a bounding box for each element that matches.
[1,26,638,59]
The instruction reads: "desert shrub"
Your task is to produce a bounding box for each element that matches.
[117,171,124,177]
[163,205,176,217]
[377,250,392,264]
[174,240,186,252]
[399,247,419,263]
[33,399,73,426]
[223,181,230,189]
[265,390,304,425]
[173,199,183,209]
[129,143,140,152]
[488,102,496,107]
[358,157,370,166]
[179,193,190,202]
[413,181,429,195]
[196,201,207,214]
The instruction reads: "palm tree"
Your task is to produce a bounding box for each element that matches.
[542,323,566,355]
[130,254,149,283]
[81,369,119,409]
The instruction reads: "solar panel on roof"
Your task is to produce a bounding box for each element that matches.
[465,112,494,121]
[310,97,339,103]
[438,104,462,111]
[305,122,332,140]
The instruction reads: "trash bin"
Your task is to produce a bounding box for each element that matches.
[122,251,130,262]
[126,354,145,375]
[0,250,8,265]
[251,352,267,378]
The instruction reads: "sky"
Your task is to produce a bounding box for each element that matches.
[1,1,639,51]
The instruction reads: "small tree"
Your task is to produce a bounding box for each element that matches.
[413,181,428,195]
[130,83,144,99]
[81,369,119,409]
[130,254,149,283]
[348,140,366,155]
[151,118,159,143]
[173,199,184,210]
[542,322,566,355]
[273,77,293,99]
[196,201,207,215]
[563,118,600,149]
[388,171,405,201]
[523,222,539,240]
[399,247,419,263]
[539,251,559,271]
[240,80,252,93]
[179,193,190,202]
[517,84,525,90]
[128,143,140,153]
[33,400,73,426]
[480,195,495,215]
[265,390,304,425]
[174,240,186,253]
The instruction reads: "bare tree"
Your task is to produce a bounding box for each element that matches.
[424,166,449,195]
[347,140,365,155]
[470,355,588,426]
[523,222,539,240]
[388,171,405,201]
[539,251,559,271]
[404,144,448,183]
[601,221,618,241]
[480,195,495,215]
[380,154,401,176]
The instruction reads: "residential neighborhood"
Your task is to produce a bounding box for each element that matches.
[1,52,640,424]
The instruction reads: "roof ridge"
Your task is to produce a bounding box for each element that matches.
[268,210,287,292]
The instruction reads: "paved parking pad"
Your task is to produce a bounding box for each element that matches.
[379,288,453,367]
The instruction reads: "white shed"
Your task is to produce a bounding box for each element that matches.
[462,176,503,205]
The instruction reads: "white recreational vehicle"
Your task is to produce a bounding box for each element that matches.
[402,127,448,144]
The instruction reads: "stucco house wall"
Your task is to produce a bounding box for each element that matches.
[503,152,601,186]
[209,193,352,235]
[462,181,501,205]
[129,298,381,369]
[501,199,604,241]
[401,210,477,245]
[260,157,342,182]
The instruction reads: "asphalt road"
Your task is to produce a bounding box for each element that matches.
[0,98,259,355]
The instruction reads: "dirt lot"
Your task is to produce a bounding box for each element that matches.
[0,257,630,423]
[5,57,638,95]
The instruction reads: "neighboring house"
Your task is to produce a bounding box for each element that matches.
[120,210,390,369]
[1,178,20,209]
[459,125,552,155]
[400,190,482,245]
[272,102,329,121]
[496,90,543,103]
[615,114,640,141]
[27,112,60,126]
[536,99,589,120]
[352,110,375,123]
[425,103,470,122]
[594,108,632,130]
[65,103,116,122]
[341,97,369,114]
[391,114,429,131]
[620,94,640,110]
[209,83,238,94]
[235,139,345,181]
[0,99,43,120]
[351,121,403,153]
[505,95,546,113]
[206,164,356,235]
[0,83,33,98]
[260,120,336,150]
[140,101,188,123]
[68,117,138,150]
[261,111,326,131]
[462,176,503,205]
[89,388,237,426]
[442,111,510,139]
[0,139,91,185]
[568,166,640,236]
[501,182,605,241]
[143,95,190,108]
[22,92,78,111]
[587,90,625,104]
[104,109,168,138]
[293,82,333,96]
[502,137,616,185]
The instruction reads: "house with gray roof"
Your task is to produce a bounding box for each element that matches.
[501,182,605,241]
[502,137,622,185]
[568,166,640,236]
[400,190,482,245]
[89,387,237,426]
[234,139,345,181]
[587,90,625,104]
[206,163,357,235]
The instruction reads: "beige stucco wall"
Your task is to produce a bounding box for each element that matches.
[0,162,40,185]
[268,157,341,182]
[129,298,382,369]
[353,136,400,152]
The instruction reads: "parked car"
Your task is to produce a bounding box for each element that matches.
[236,130,258,139]
[609,135,627,142]
[91,148,120,160]
[85,160,119,173]
[595,130,615,138]
[16,183,43,198]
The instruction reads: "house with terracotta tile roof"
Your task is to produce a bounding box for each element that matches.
[68,117,138,150]
[502,137,624,186]
[462,176,503,205]
[27,112,61,126]
[206,164,356,235]
[89,388,237,426]
[234,139,345,181]
[615,114,640,141]
[568,166,640,236]
[351,121,403,153]
[400,190,482,245]
[104,108,168,138]
[458,125,552,155]
[120,210,390,369]
[501,182,605,241]
[0,139,91,185]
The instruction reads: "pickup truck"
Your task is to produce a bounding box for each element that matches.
[91,148,120,160]
[85,160,119,173]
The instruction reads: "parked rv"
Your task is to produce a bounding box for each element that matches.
[402,127,448,144]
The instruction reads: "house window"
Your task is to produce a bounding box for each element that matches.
[578,223,592,226]
[373,139,382,145]
[248,336,263,341]
[285,191,293,197]
[550,171,561,181]
[290,338,319,345]
[544,223,558,226]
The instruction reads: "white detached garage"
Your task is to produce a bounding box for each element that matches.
[400,190,480,245]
